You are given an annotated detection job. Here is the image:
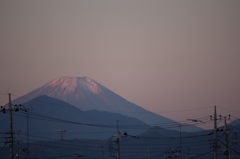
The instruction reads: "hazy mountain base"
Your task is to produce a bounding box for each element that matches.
[0,96,150,142]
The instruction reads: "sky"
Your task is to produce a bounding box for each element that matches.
[1,0,240,129]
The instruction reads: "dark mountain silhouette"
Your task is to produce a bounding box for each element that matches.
[1,95,239,159]
[12,76,203,132]
[0,95,149,140]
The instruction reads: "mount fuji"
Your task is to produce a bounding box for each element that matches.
[13,76,203,132]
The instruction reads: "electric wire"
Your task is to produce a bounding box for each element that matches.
[11,94,214,114]
[217,139,240,155]
[10,110,212,130]
[217,106,240,114]
[188,150,212,159]
[0,143,8,152]
[3,98,239,158]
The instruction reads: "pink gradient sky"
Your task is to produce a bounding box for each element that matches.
[1,0,240,128]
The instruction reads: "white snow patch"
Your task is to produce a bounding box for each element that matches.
[60,77,77,92]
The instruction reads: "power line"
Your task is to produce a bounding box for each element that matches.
[0,143,8,152]
[188,150,212,159]
[217,106,240,114]
[11,113,211,132]
[217,139,240,155]
[11,110,212,130]
[11,94,214,114]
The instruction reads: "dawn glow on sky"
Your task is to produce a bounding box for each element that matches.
[1,0,240,129]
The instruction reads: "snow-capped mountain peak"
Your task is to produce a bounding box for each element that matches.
[12,76,203,132]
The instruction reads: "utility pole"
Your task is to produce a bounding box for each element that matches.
[41,145,44,159]
[1,95,22,159]
[148,146,150,159]
[109,120,131,159]
[179,125,182,159]
[171,146,177,159]
[56,129,67,159]
[27,110,29,159]
[24,107,33,159]
[214,106,217,159]
[224,116,229,159]
[8,93,14,159]
[16,130,22,159]
[116,120,120,159]
[102,145,104,159]
[165,146,179,159]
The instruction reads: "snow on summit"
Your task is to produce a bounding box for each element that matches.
[48,76,78,92]
[78,76,102,94]
[43,76,102,96]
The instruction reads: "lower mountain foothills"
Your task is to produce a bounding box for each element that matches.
[1,95,149,140]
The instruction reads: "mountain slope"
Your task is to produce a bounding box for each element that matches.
[1,95,149,140]
[13,76,203,132]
